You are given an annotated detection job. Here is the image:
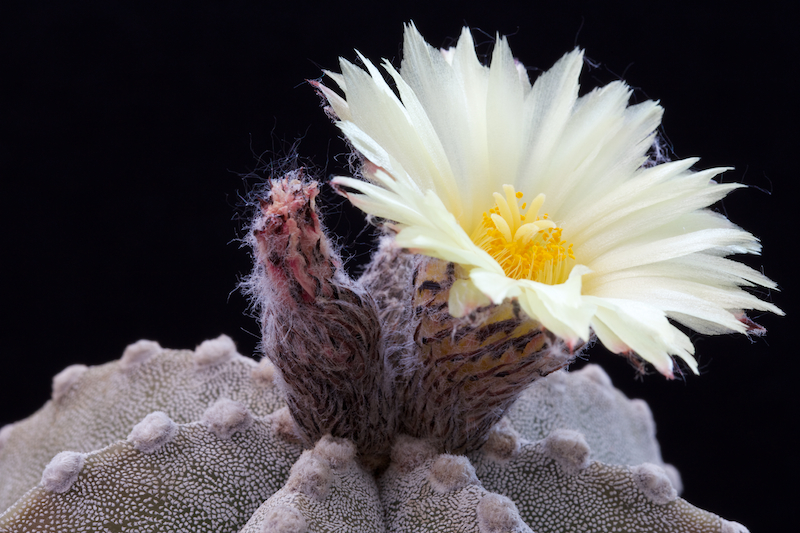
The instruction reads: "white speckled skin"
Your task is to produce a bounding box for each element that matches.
[0,345,285,511]
[0,343,741,533]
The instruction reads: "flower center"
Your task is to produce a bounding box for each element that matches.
[471,185,574,284]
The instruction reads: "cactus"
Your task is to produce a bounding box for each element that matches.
[0,24,777,533]
[0,344,748,532]
[0,185,758,532]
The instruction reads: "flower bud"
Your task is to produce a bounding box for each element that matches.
[246,173,394,465]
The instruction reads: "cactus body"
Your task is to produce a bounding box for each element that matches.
[0,344,746,532]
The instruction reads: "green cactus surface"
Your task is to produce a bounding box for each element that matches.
[0,336,284,512]
[0,340,749,532]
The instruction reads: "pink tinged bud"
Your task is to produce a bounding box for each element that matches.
[245,173,394,466]
[252,176,334,306]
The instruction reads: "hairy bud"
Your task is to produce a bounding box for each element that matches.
[245,173,395,466]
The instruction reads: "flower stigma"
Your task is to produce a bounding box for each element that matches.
[471,185,575,285]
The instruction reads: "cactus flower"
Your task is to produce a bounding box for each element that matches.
[319,23,782,378]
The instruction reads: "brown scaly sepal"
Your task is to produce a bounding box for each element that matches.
[393,255,581,454]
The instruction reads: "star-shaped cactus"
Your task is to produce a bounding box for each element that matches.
[0,341,747,532]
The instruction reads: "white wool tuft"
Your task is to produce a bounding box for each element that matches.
[428,454,479,492]
[127,411,178,453]
[0,423,16,451]
[259,505,308,533]
[483,418,521,461]
[662,463,683,496]
[120,339,162,368]
[52,364,88,402]
[389,434,436,474]
[251,357,276,386]
[202,398,253,440]
[285,450,333,500]
[268,406,302,443]
[314,434,356,470]
[41,451,85,494]
[542,428,591,475]
[194,334,237,366]
[631,462,677,504]
[720,519,751,533]
[477,493,529,533]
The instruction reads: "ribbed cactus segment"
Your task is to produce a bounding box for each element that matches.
[395,256,575,454]
[246,176,395,466]
[240,435,384,533]
[0,413,303,532]
[377,435,532,533]
[504,364,669,469]
[471,436,727,533]
[0,336,284,511]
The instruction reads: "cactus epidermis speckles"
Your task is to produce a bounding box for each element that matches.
[0,342,285,511]
[1,340,749,532]
[240,435,383,533]
[1,416,304,532]
[470,436,726,533]
[379,436,532,533]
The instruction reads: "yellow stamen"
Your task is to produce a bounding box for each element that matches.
[472,186,574,284]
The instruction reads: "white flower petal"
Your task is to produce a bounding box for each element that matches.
[486,35,526,191]
[588,297,698,376]
[315,80,351,121]
[397,226,501,273]
[399,25,492,231]
[332,177,427,228]
[471,266,596,344]
[448,279,492,317]
[589,275,780,329]
[519,49,584,193]
[587,227,761,275]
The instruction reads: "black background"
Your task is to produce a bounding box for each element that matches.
[2,1,797,530]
